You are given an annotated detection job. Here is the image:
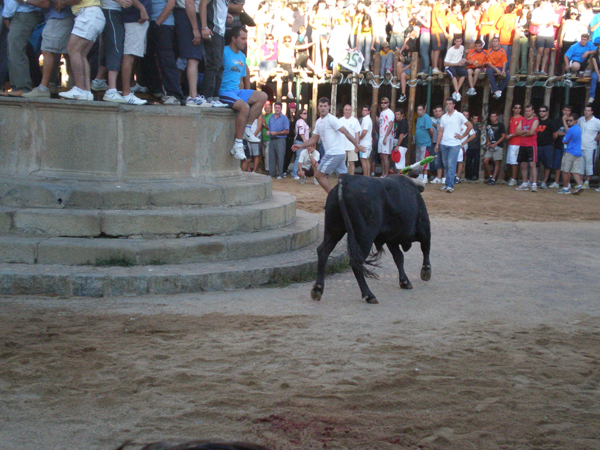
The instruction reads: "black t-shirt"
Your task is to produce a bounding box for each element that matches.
[468,122,482,150]
[486,121,505,145]
[537,117,557,147]
[395,119,409,147]
[555,121,567,150]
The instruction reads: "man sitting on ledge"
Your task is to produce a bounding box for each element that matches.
[564,33,597,78]
[220,26,267,160]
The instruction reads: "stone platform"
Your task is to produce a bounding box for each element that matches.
[0,97,342,297]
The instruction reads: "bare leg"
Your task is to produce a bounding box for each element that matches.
[381,153,390,177]
[246,90,268,124]
[231,99,250,140]
[315,169,332,193]
[187,58,199,98]
[121,54,135,96]
[360,157,370,177]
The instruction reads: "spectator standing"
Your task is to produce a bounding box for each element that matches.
[505,103,524,186]
[259,33,277,81]
[359,104,373,177]
[482,111,506,184]
[283,102,297,175]
[466,39,487,96]
[415,104,434,182]
[261,102,273,172]
[515,104,539,192]
[430,0,448,74]
[357,13,374,72]
[219,26,268,160]
[430,104,445,183]
[292,2,307,34]
[486,36,509,99]
[446,1,463,48]
[267,101,290,179]
[444,35,467,102]
[549,105,571,188]
[338,104,362,175]
[416,0,431,75]
[463,1,481,49]
[393,109,409,171]
[291,108,310,179]
[576,105,600,189]
[495,3,518,70]
[536,105,558,189]
[559,113,584,194]
[372,4,387,53]
[377,97,395,179]
[434,97,472,193]
[309,0,329,71]
[532,0,556,75]
[253,1,271,44]
[465,113,482,180]
[517,4,530,74]
[277,34,296,99]
[396,30,418,103]
[241,117,262,173]
[456,109,477,183]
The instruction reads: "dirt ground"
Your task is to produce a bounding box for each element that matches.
[1,181,599,450]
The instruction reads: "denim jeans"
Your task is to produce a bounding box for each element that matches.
[291,140,303,177]
[0,20,8,86]
[440,144,461,188]
[591,71,598,98]
[420,32,430,74]
[501,44,512,72]
[380,51,394,77]
[389,32,404,51]
[358,34,373,70]
[486,67,510,92]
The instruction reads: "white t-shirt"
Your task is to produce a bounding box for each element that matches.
[531,6,556,37]
[461,126,475,151]
[440,111,468,146]
[314,113,345,156]
[101,0,121,10]
[298,148,321,170]
[378,108,395,139]
[577,116,600,151]
[445,45,465,65]
[360,115,373,148]
[338,116,362,151]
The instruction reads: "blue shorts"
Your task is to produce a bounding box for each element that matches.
[446,66,467,78]
[538,144,555,170]
[173,8,204,61]
[220,89,254,107]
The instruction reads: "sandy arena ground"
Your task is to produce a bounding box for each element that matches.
[1,179,599,450]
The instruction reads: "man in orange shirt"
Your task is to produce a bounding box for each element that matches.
[495,4,518,70]
[486,36,509,98]
[466,40,488,96]
[431,0,449,74]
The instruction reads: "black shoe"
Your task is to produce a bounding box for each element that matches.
[489,178,496,185]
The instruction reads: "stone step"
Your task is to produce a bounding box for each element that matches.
[0,210,319,266]
[0,173,272,209]
[0,192,296,238]
[0,230,346,297]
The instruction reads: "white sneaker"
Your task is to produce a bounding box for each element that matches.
[451,92,458,101]
[276,176,283,180]
[548,182,560,188]
[441,177,446,183]
[494,90,502,99]
[507,178,517,186]
[582,181,590,189]
[59,86,92,100]
[432,177,442,184]
[162,95,180,105]
[467,87,476,96]
[292,175,300,180]
[230,142,247,160]
[22,86,50,98]
[123,93,147,105]
[211,100,228,108]
[187,95,207,107]
[103,89,126,103]
[588,97,595,104]
[432,68,441,74]
[130,83,148,93]
[91,79,109,91]
[287,91,295,100]
[244,129,261,143]
[454,92,461,101]
[422,176,429,184]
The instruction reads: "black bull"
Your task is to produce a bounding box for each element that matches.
[311,174,432,304]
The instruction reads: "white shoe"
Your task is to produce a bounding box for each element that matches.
[162,95,180,105]
[507,178,517,186]
[588,97,595,104]
[91,79,109,91]
[130,83,148,93]
[59,86,92,100]
[441,177,446,183]
[451,92,458,101]
[187,95,208,107]
[548,182,560,188]
[103,89,126,103]
[22,86,50,98]
[276,176,283,180]
[422,176,428,184]
[244,129,261,143]
[292,175,300,180]
[432,68,441,74]
[287,91,295,100]
[211,100,228,108]
[432,177,442,184]
[122,93,147,105]
[467,88,476,96]
[454,92,461,101]
[230,142,247,160]
[494,90,502,99]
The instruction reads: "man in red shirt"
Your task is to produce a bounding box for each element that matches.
[514,104,540,192]
[504,104,524,186]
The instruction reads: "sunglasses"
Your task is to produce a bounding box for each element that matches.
[539,110,548,113]
[381,101,389,104]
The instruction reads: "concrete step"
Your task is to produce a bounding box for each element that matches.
[0,229,346,297]
[0,173,272,209]
[0,192,296,238]
[0,210,319,266]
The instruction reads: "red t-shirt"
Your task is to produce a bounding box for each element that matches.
[520,116,538,147]
[509,116,523,145]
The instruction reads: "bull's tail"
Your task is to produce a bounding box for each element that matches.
[338,177,380,279]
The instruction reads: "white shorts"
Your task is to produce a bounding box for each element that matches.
[507,145,520,165]
[124,21,149,57]
[360,145,372,159]
[346,149,358,162]
[394,146,408,170]
[579,147,596,175]
[378,137,393,155]
[318,153,347,175]
[72,6,105,42]
[457,146,466,163]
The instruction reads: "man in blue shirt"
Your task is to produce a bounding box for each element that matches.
[220,25,268,161]
[564,34,597,76]
[267,101,290,179]
[559,113,584,195]
[414,104,433,182]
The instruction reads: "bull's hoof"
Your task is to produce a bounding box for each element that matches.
[400,280,413,290]
[363,295,378,304]
[420,266,432,281]
[311,284,323,301]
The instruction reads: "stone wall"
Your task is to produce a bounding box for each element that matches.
[0,98,240,181]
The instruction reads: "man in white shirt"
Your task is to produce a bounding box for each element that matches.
[377,97,395,178]
[444,35,467,102]
[576,105,600,188]
[338,104,362,175]
[292,97,365,193]
[359,104,373,177]
[297,144,321,182]
[434,98,473,192]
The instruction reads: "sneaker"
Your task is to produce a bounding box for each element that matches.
[534,70,541,75]
[540,182,547,189]
[582,181,590,189]
[527,181,533,188]
[22,86,50,98]
[432,177,442,184]
[59,86,93,100]
[531,184,538,192]
[300,177,306,184]
[422,176,429,184]
[494,90,502,99]
[596,186,600,192]
[287,91,295,100]
[103,89,126,103]
[548,182,560,188]
[123,93,147,105]
[557,187,570,194]
[230,141,247,160]
[588,97,595,104]
[488,178,496,185]
[244,129,261,143]
[91,79,109,91]
[439,186,448,191]
[515,183,529,191]
[446,187,454,193]
[130,83,148,93]
[398,94,407,103]
[539,70,547,76]
[162,95,180,105]
[454,176,460,184]
[211,100,228,108]
[507,178,517,186]
[276,176,282,180]
[186,95,207,107]
[455,92,461,101]
[432,68,441,74]
[152,91,165,99]
[292,175,300,180]
[467,87,476,96]
[485,176,493,184]
[572,184,583,195]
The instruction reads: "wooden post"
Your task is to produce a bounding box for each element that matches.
[371,53,381,129]
[351,73,358,118]
[391,50,399,107]
[275,71,283,103]
[543,49,556,108]
[525,35,536,106]
[407,52,419,165]
[331,65,339,116]
[461,84,469,110]
[499,37,521,182]
[443,79,450,103]
[311,76,318,128]
[479,83,492,180]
